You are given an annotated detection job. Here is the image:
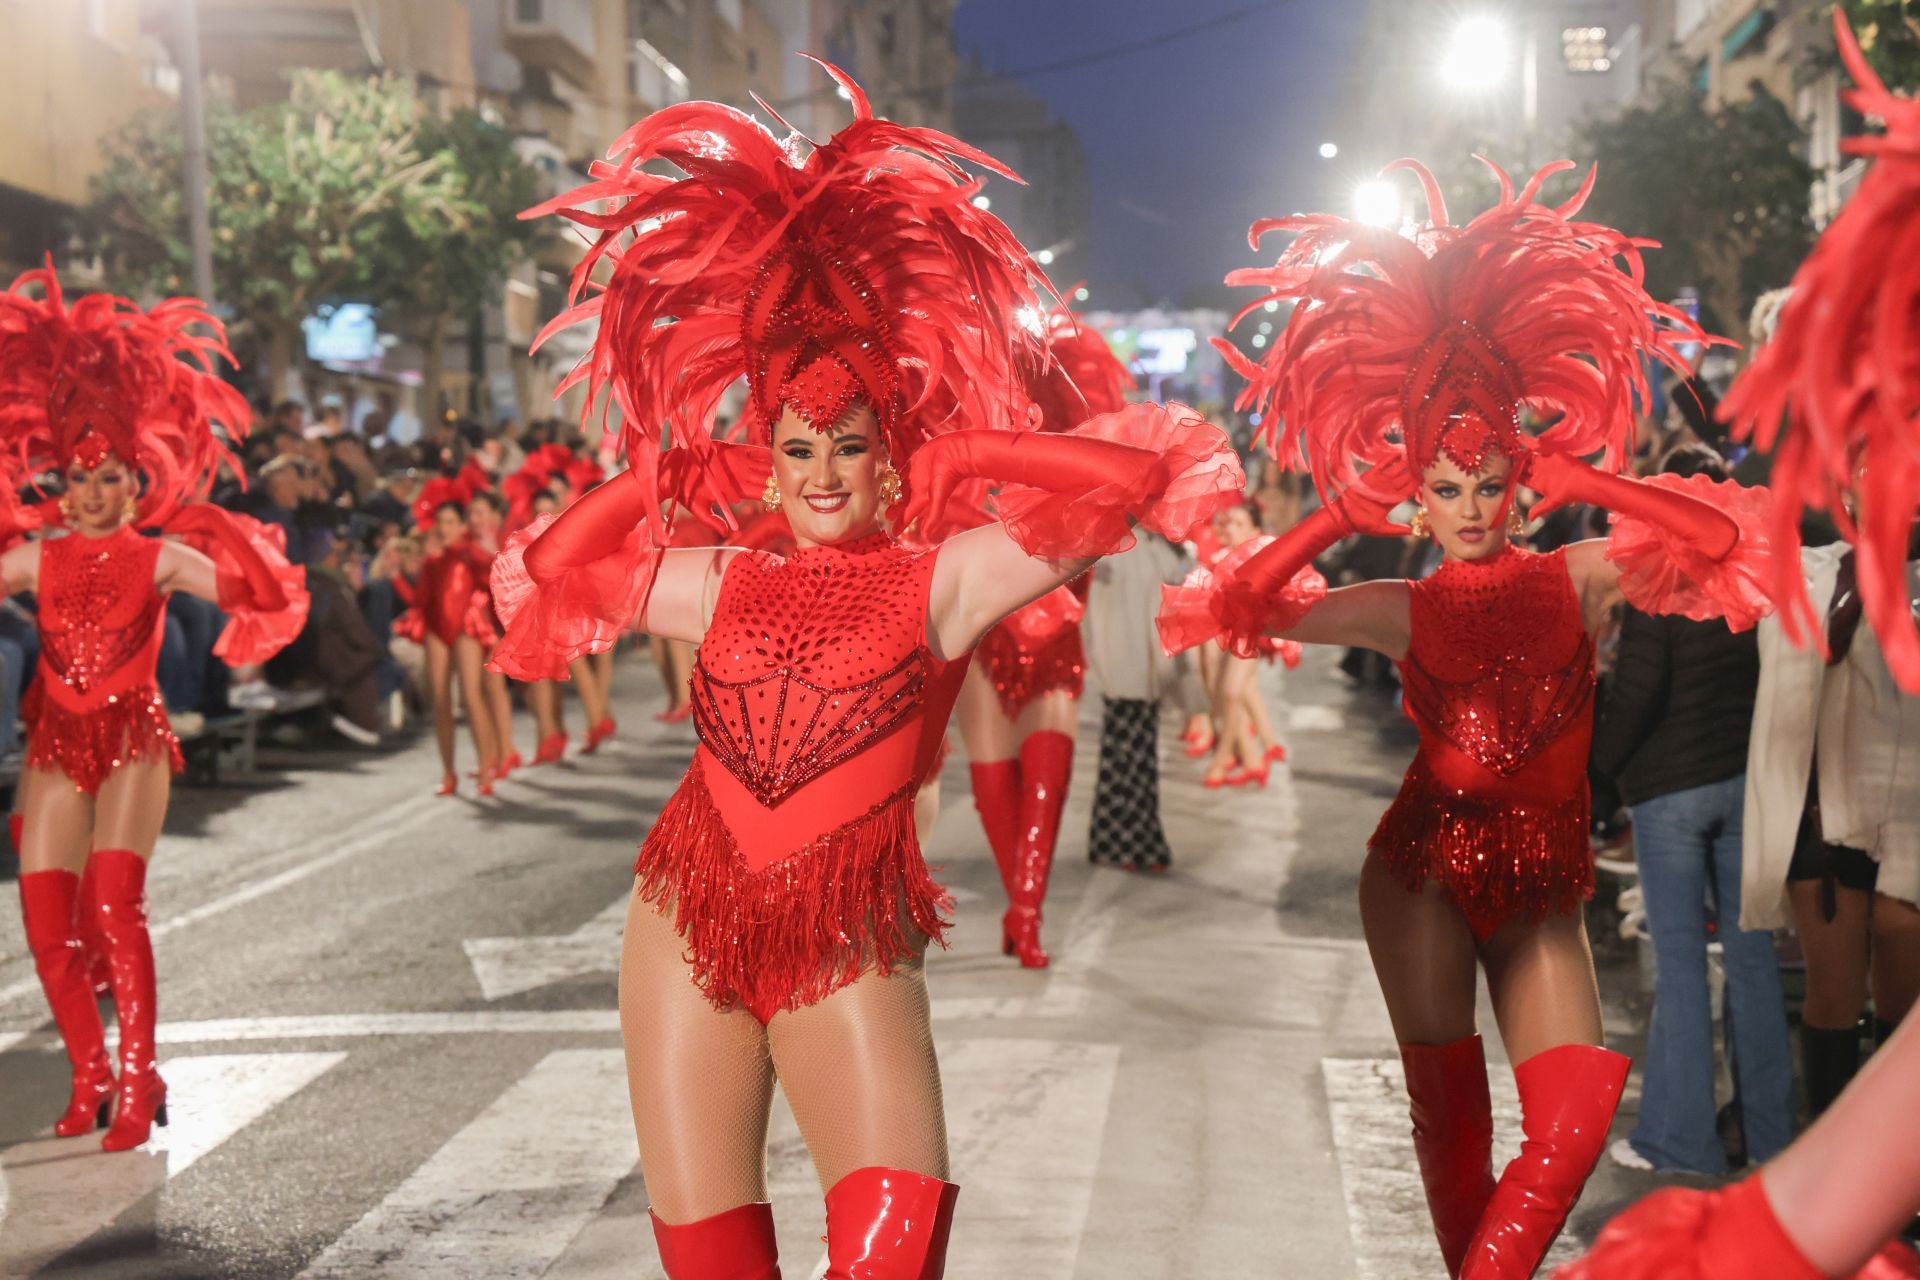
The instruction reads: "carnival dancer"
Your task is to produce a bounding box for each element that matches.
[406,490,507,797]
[0,263,308,1150]
[488,62,1241,1277]
[957,304,1136,968]
[1158,157,1772,1279]
[1557,16,1920,1278]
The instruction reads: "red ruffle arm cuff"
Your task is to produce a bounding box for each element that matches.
[989,402,1246,559]
[165,505,311,665]
[1604,474,1778,632]
[488,510,662,681]
[1158,534,1316,662]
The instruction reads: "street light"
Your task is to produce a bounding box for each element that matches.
[1036,248,1055,265]
[1318,141,1339,159]
[1353,179,1402,228]
[1440,15,1511,90]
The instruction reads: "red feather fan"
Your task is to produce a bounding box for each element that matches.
[1721,11,1920,690]
[1024,300,1136,431]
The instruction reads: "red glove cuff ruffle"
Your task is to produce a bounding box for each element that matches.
[996,403,1245,560]
[488,513,662,681]
[179,510,309,665]
[1606,474,1778,631]
[1158,535,1327,659]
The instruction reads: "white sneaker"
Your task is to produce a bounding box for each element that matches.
[168,710,206,736]
[228,680,280,711]
[1609,1137,1654,1171]
[330,714,380,747]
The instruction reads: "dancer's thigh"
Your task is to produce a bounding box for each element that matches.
[92,760,171,859]
[768,949,948,1193]
[619,888,776,1223]
[955,665,1018,762]
[1358,848,1480,1045]
[18,766,93,876]
[1480,906,1604,1064]
[1016,689,1078,738]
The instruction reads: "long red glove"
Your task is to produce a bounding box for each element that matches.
[165,505,292,611]
[1525,449,1739,559]
[901,429,1169,539]
[522,465,651,584]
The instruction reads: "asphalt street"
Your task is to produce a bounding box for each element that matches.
[0,649,1659,1279]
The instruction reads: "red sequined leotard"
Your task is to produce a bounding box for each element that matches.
[409,539,499,647]
[636,531,958,1020]
[25,527,182,794]
[1370,546,1596,939]
[976,573,1089,718]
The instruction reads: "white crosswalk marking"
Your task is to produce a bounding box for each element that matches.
[0,1051,344,1276]
[1322,1058,1584,1280]
[298,1048,636,1279]
[464,897,629,1001]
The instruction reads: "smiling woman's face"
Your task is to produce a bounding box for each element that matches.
[768,402,888,546]
[1419,449,1515,563]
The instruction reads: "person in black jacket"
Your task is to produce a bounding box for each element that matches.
[1591,444,1794,1174]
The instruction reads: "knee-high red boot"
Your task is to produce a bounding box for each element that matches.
[18,870,116,1136]
[89,849,169,1152]
[651,1201,781,1279]
[1460,1043,1630,1280]
[76,854,113,997]
[1402,1035,1497,1278]
[1004,731,1073,969]
[968,759,1021,891]
[824,1168,959,1279]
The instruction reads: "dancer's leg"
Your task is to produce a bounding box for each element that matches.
[17,766,113,1135]
[426,636,456,789]
[619,893,777,1225]
[1791,880,1871,1116]
[91,759,173,1151]
[530,680,563,740]
[453,636,500,781]
[1869,892,1920,1029]
[486,670,518,768]
[956,668,1020,892]
[1212,657,1265,773]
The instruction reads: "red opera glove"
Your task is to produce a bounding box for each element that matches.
[1161,459,1412,658]
[904,402,1244,559]
[164,505,311,663]
[1526,450,1777,630]
[522,465,651,583]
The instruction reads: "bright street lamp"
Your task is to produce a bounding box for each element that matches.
[1036,248,1055,265]
[1440,15,1511,90]
[1353,179,1401,228]
[1318,141,1339,159]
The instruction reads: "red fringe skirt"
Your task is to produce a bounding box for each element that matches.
[1368,760,1594,941]
[978,624,1086,720]
[24,683,183,796]
[634,763,953,1020]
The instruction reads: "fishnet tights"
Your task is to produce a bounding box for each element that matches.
[620,884,949,1225]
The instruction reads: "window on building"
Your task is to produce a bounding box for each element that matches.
[1562,26,1612,73]
[515,0,544,23]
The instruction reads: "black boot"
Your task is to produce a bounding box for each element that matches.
[1800,1022,1863,1119]
[1874,1016,1899,1049]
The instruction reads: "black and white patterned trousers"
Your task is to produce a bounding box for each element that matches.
[1088,697,1174,869]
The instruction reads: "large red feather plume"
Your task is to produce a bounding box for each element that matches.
[0,259,248,526]
[1218,157,1714,500]
[1721,11,1920,690]
[526,57,1054,549]
[1024,300,1136,431]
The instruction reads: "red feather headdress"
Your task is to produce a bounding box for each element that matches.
[526,57,1053,545]
[0,259,248,526]
[1721,11,1920,689]
[1025,301,1135,431]
[1218,158,1711,499]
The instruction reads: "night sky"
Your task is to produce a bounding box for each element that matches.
[952,0,1365,310]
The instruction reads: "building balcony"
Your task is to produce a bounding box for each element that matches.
[502,0,596,90]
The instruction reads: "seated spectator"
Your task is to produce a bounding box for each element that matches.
[362,470,418,529]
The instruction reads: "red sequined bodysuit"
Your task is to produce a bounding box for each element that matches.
[636,531,957,1020]
[976,573,1089,718]
[409,540,498,647]
[25,527,182,794]
[1371,546,1596,939]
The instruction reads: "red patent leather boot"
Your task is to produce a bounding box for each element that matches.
[824,1167,959,1279]
[650,1201,782,1279]
[968,758,1021,892]
[1003,731,1072,968]
[1460,1043,1630,1279]
[76,855,113,997]
[90,850,169,1152]
[19,870,116,1136]
[1402,1035,1497,1278]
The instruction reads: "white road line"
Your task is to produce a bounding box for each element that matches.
[1322,1057,1583,1280]
[0,1051,343,1276]
[0,1031,25,1056]
[0,798,440,1011]
[298,1049,635,1279]
[1290,703,1349,733]
[463,896,628,1001]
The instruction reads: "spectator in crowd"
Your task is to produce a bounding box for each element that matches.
[1592,445,1794,1175]
[361,469,418,532]
[0,597,35,765]
[1084,532,1183,871]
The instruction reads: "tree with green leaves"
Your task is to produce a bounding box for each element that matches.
[368,109,543,423]
[1819,0,1920,91]
[85,70,469,397]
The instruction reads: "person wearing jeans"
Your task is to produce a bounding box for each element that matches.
[1592,444,1794,1174]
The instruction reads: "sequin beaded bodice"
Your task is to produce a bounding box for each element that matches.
[38,527,165,707]
[690,532,936,808]
[1400,546,1594,784]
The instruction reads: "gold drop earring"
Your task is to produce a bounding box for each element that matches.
[1409,505,1430,539]
[878,464,903,506]
[1507,504,1525,536]
[761,474,782,510]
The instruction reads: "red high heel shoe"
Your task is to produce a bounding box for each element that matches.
[90,850,170,1152]
[476,765,498,798]
[436,772,458,796]
[650,1201,780,1279]
[583,715,619,752]
[1002,905,1049,969]
[824,1167,959,1279]
[1228,762,1270,788]
[1202,763,1236,789]
[498,751,523,776]
[1402,1035,1497,1278]
[19,870,116,1136]
[1265,743,1288,763]
[532,731,568,764]
[1183,734,1216,758]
